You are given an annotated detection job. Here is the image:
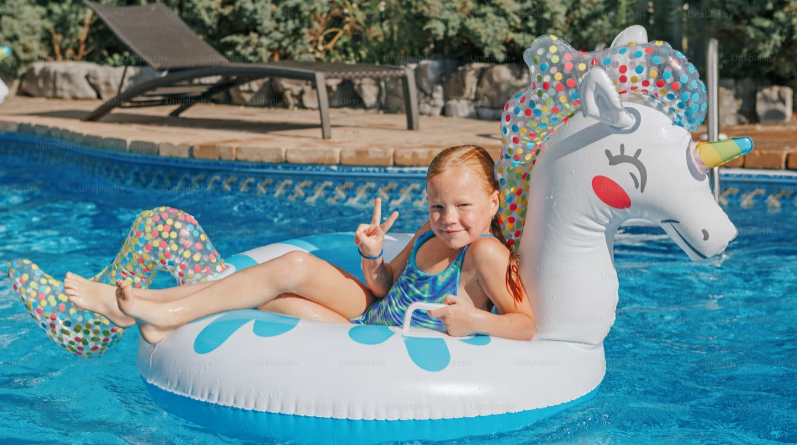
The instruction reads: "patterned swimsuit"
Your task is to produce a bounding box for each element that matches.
[349,230,495,332]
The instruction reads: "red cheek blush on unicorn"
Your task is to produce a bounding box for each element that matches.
[592,175,632,209]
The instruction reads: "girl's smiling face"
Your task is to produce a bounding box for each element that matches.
[426,166,499,250]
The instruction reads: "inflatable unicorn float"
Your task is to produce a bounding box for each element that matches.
[7,26,752,444]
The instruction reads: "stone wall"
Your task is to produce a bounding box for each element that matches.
[718,79,794,124]
[12,60,796,125]
[19,61,159,100]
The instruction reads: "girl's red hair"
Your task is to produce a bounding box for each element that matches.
[426,145,526,305]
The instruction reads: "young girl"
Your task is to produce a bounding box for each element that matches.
[63,145,536,342]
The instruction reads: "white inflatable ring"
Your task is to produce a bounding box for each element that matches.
[138,233,604,443]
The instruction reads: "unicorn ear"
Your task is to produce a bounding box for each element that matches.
[611,25,649,47]
[579,67,636,129]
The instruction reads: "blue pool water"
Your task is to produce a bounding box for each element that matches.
[1,151,796,444]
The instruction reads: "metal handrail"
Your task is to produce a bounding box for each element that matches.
[707,38,720,202]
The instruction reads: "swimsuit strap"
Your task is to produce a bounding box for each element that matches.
[409,230,437,261]
[410,229,477,273]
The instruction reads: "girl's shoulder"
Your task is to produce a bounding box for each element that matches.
[469,235,507,251]
[465,236,510,268]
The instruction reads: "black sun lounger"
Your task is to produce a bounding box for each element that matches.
[82,1,419,139]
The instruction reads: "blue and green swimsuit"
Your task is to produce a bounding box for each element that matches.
[350,229,495,332]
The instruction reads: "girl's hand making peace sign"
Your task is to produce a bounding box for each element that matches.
[354,198,399,258]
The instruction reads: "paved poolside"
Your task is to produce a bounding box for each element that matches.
[0,97,794,169]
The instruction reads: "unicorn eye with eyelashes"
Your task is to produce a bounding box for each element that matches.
[604,144,647,193]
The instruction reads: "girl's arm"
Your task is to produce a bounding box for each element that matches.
[470,239,535,340]
[362,221,430,298]
[430,238,536,341]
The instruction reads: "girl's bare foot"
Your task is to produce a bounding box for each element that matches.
[63,272,136,327]
[115,280,177,344]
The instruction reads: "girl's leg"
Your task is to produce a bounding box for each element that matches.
[117,250,374,344]
[259,293,351,324]
[65,277,350,327]
[63,274,215,327]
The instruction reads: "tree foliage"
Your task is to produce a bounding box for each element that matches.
[700,0,797,83]
[0,0,791,84]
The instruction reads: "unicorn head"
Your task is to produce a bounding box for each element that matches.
[496,26,754,344]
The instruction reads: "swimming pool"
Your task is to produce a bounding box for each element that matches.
[1,134,795,444]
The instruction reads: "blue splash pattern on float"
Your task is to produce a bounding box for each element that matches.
[185,297,492,372]
[348,323,491,372]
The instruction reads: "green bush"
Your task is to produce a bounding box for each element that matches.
[178,0,330,63]
[0,0,790,86]
[313,0,620,64]
[700,0,797,83]
[0,0,48,77]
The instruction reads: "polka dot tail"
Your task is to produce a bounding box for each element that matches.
[6,206,227,358]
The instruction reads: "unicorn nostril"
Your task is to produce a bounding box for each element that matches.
[702,229,709,241]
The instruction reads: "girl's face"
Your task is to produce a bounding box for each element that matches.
[426,167,499,250]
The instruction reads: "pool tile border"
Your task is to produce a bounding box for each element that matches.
[2,131,796,210]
